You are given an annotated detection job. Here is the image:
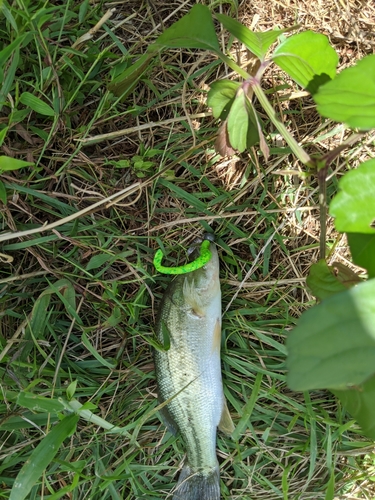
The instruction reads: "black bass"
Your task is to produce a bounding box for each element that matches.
[154,235,234,500]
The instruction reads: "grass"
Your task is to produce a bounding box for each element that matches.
[1,0,375,499]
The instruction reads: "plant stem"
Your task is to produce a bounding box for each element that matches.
[218,53,312,167]
[252,83,312,166]
[318,166,328,260]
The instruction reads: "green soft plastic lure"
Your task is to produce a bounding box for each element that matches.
[154,240,212,275]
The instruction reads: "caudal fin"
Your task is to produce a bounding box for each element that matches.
[172,463,220,500]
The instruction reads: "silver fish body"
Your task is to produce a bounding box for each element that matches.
[154,239,232,500]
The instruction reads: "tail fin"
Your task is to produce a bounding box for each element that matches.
[173,463,220,500]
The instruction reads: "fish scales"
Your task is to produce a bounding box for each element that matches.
[154,239,231,500]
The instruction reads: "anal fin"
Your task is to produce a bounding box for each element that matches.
[218,398,235,436]
[158,400,179,436]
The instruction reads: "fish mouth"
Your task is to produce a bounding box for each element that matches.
[187,233,215,259]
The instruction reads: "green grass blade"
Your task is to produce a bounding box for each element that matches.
[81,331,117,369]
[9,414,79,500]
[0,48,20,111]
[232,372,263,441]
[21,293,51,361]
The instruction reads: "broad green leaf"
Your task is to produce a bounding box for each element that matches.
[81,331,117,369]
[314,54,375,129]
[207,79,240,119]
[273,31,338,94]
[306,259,357,300]
[86,253,115,270]
[287,278,375,391]
[152,4,220,53]
[347,233,375,279]
[66,380,78,400]
[0,155,34,171]
[227,87,259,152]
[333,373,375,439]
[0,179,7,204]
[216,14,288,60]
[330,159,375,234]
[20,92,55,116]
[108,52,157,97]
[9,414,79,500]
[330,262,362,287]
[227,89,249,152]
[16,392,66,413]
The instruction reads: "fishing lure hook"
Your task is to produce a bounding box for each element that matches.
[154,240,212,275]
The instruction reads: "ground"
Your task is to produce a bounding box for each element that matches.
[0,0,375,499]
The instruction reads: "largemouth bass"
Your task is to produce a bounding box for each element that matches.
[154,235,234,500]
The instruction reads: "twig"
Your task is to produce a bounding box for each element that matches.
[72,8,116,50]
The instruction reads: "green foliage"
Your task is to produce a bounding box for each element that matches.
[287,278,375,391]
[347,233,375,280]
[107,148,164,177]
[329,159,375,279]
[332,374,375,439]
[306,260,360,301]
[273,31,338,94]
[329,159,375,234]
[227,87,259,152]
[152,3,220,53]
[314,54,375,129]
[215,14,289,60]
[207,80,240,120]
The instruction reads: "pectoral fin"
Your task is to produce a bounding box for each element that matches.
[158,401,179,436]
[218,398,235,436]
[211,318,221,354]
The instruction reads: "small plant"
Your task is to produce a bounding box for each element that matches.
[110,4,375,439]
[107,146,167,178]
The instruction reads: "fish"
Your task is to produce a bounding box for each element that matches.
[154,235,234,500]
